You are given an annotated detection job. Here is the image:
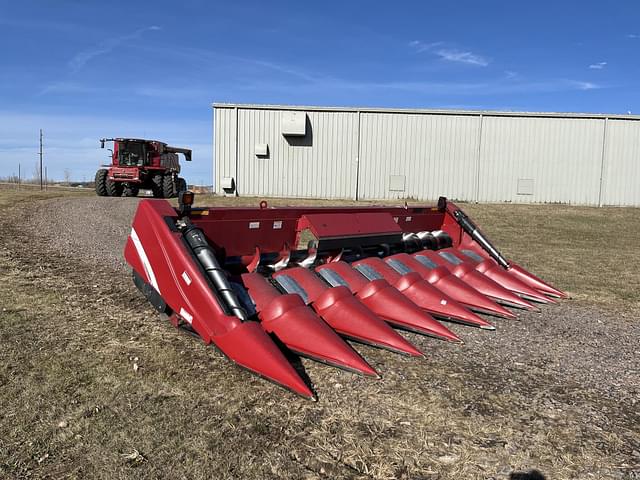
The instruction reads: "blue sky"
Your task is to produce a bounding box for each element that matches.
[1,0,639,183]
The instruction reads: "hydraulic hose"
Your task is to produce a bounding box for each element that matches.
[452,209,510,269]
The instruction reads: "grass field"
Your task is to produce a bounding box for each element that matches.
[0,188,638,479]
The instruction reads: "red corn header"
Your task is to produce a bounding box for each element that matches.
[124,194,566,400]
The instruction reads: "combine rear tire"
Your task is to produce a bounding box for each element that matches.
[95,169,108,196]
[151,174,164,198]
[176,177,187,194]
[106,179,123,197]
[162,174,176,198]
[123,184,139,197]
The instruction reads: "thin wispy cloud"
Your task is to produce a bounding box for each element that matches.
[408,40,444,53]
[69,25,161,72]
[409,40,489,66]
[133,44,318,83]
[436,49,489,66]
[570,80,600,91]
[589,62,607,70]
[39,82,112,96]
[237,75,603,97]
[627,34,639,39]
[134,85,211,101]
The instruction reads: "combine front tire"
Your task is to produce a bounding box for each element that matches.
[162,174,176,198]
[176,177,187,194]
[123,184,139,197]
[151,174,164,198]
[106,179,123,197]
[95,169,108,196]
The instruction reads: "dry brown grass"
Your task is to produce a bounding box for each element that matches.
[460,202,640,316]
[1,190,639,479]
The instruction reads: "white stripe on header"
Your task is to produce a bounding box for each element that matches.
[130,227,160,292]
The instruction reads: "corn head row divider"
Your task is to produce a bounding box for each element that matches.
[125,193,568,400]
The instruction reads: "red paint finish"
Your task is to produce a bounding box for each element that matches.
[103,138,191,187]
[241,273,378,376]
[125,200,312,398]
[508,263,569,299]
[413,250,537,311]
[453,249,556,304]
[271,267,422,357]
[124,197,566,398]
[384,253,514,319]
[445,201,567,298]
[353,257,492,330]
[316,261,462,340]
[191,205,445,257]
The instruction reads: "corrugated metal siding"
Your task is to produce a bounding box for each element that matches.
[357,113,480,201]
[214,105,640,206]
[232,109,358,198]
[478,116,605,205]
[213,107,237,192]
[601,120,640,206]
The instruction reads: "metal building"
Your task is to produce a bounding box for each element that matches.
[213,103,640,207]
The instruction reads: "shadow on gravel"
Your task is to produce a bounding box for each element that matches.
[510,469,547,480]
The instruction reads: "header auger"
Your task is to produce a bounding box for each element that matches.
[124,194,567,399]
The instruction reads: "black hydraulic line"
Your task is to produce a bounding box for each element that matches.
[452,209,510,269]
[182,224,248,321]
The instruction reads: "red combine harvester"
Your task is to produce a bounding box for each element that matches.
[124,194,566,399]
[95,138,191,198]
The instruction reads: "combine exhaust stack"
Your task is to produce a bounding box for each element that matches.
[124,193,565,398]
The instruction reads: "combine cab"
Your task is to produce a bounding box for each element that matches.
[95,138,191,198]
[124,194,566,399]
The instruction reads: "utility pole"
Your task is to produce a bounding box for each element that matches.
[18,164,21,190]
[39,129,44,190]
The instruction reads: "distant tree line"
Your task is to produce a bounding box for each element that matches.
[0,162,75,185]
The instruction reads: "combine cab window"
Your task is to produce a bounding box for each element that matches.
[461,250,484,263]
[386,258,413,275]
[353,263,383,281]
[414,255,438,269]
[317,268,349,288]
[438,251,463,265]
[118,142,146,166]
[273,275,310,304]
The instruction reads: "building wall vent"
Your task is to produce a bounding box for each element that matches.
[281,111,307,136]
[389,175,406,192]
[517,178,534,195]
